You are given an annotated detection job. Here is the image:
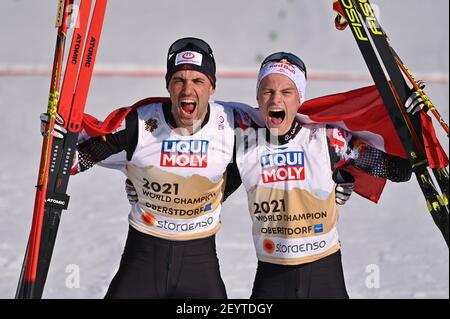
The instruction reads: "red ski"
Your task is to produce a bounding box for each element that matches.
[16,0,108,299]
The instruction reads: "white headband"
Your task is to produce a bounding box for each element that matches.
[257,61,307,104]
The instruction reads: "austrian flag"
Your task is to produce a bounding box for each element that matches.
[297,84,448,202]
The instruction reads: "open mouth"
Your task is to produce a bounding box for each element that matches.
[180,100,197,115]
[268,109,286,125]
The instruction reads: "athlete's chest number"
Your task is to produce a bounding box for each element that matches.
[253,199,286,215]
[143,179,179,195]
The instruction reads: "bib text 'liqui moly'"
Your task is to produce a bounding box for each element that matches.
[260,151,305,183]
[160,140,209,168]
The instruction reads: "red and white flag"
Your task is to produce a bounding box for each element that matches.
[297,84,448,202]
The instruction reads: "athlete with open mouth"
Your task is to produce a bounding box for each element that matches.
[168,69,213,134]
[257,54,307,138]
[165,39,217,135]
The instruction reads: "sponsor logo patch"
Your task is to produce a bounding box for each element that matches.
[160,140,209,168]
[260,151,305,183]
[142,211,156,226]
[144,118,158,132]
[270,62,297,75]
[263,239,276,254]
[314,224,324,234]
[175,51,203,67]
[218,115,225,130]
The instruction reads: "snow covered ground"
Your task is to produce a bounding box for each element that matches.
[0,0,448,299]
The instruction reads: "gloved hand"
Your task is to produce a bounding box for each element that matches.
[333,169,355,206]
[40,112,67,138]
[405,81,427,115]
[125,179,138,205]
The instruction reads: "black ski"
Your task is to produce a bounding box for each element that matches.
[334,0,449,247]
[351,0,449,210]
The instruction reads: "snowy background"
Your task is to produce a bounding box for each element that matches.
[0,0,448,299]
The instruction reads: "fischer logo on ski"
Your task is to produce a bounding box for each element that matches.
[338,0,369,41]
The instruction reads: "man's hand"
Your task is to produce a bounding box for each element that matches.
[125,179,138,205]
[335,182,355,206]
[40,112,67,138]
[405,81,427,115]
[41,112,82,175]
[333,169,355,206]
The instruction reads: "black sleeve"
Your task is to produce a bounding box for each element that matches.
[223,135,242,202]
[77,108,138,172]
[222,108,260,201]
[349,143,413,182]
[326,126,412,183]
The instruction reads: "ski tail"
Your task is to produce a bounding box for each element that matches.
[16,0,107,299]
[68,0,107,131]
